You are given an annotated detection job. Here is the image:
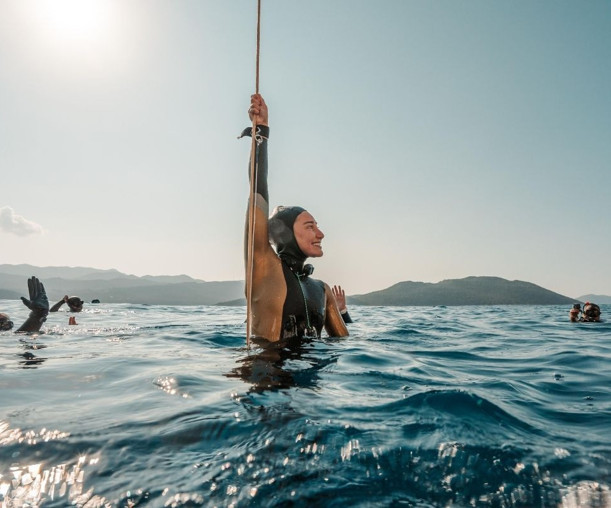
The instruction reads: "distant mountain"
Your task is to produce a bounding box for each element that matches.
[0,264,244,306]
[0,264,138,281]
[75,281,244,306]
[0,266,584,307]
[0,289,20,300]
[348,276,576,306]
[576,294,611,304]
[141,274,197,284]
[216,298,247,306]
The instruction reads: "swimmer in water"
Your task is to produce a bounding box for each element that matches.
[569,303,581,322]
[582,302,601,322]
[241,94,348,342]
[0,313,13,331]
[50,295,84,313]
[0,276,49,333]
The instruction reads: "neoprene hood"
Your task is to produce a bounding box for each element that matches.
[269,206,313,275]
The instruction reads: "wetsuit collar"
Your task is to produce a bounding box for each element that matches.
[280,254,314,277]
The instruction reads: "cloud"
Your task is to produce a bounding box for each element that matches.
[0,206,44,236]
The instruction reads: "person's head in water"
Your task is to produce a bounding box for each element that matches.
[66,297,84,312]
[269,206,325,266]
[569,303,581,322]
[0,313,14,331]
[582,302,601,322]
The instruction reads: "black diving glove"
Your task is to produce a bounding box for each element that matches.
[20,276,50,317]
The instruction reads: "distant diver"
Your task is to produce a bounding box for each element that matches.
[582,302,601,322]
[569,302,601,322]
[569,304,581,322]
[50,295,84,313]
[241,94,348,342]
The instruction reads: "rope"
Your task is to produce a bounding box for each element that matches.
[246,0,262,347]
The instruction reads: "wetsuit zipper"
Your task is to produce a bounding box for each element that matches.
[294,272,317,337]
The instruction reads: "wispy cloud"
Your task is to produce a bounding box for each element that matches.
[0,206,44,236]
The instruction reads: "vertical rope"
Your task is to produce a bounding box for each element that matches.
[246,0,262,347]
[255,0,261,94]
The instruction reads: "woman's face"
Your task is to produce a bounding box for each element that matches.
[293,211,324,258]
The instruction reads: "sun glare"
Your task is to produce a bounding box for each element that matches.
[11,0,138,77]
[30,0,113,47]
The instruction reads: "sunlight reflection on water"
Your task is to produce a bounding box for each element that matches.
[1,421,107,507]
[0,302,610,506]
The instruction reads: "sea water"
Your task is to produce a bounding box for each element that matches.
[0,301,610,507]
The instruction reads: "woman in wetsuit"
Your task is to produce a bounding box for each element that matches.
[241,94,348,342]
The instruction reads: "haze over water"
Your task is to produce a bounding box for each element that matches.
[1,301,610,507]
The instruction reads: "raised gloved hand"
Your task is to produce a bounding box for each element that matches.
[20,276,50,315]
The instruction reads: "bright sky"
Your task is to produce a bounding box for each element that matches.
[1,0,609,299]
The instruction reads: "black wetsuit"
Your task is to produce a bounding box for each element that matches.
[279,260,325,339]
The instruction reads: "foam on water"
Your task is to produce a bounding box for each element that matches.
[1,301,610,507]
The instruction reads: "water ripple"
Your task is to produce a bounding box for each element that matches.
[1,301,610,506]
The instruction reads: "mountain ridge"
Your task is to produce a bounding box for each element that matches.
[576,294,611,305]
[347,276,576,306]
[0,264,242,306]
[0,265,597,306]
[0,264,194,283]
[216,276,583,307]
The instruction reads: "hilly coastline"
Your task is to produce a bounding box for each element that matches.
[348,276,577,306]
[0,264,244,306]
[217,276,579,307]
[576,294,611,305]
[0,265,589,306]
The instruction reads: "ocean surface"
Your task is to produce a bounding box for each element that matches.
[0,301,610,507]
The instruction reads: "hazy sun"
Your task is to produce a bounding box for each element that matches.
[11,0,135,74]
[30,0,113,47]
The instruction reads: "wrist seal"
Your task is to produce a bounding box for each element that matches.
[238,125,270,140]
